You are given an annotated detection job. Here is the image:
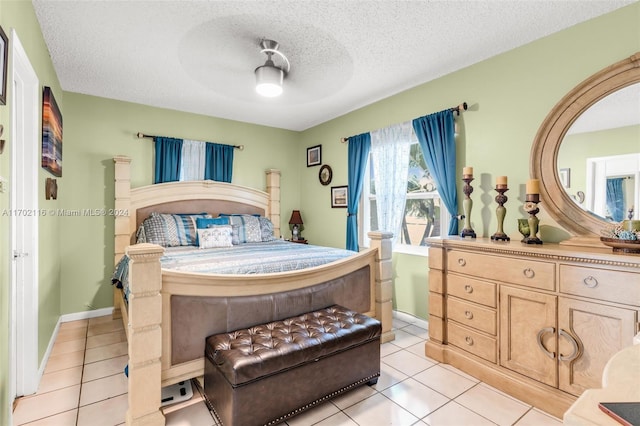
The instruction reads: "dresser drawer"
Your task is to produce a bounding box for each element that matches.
[448,322,497,363]
[448,250,555,291]
[448,274,497,308]
[448,297,497,335]
[560,265,640,307]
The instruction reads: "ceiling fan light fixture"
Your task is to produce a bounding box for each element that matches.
[255,64,284,97]
[254,39,289,98]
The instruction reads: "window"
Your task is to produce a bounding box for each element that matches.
[360,143,449,254]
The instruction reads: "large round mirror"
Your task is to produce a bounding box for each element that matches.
[558,82,640,222]
[530,52,640,244]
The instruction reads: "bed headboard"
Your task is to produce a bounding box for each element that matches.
[135,200,265,229]
[113,156,281,264]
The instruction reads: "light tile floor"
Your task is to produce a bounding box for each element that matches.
[12,314,563,426]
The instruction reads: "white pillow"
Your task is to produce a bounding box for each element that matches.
[197,225,233,249]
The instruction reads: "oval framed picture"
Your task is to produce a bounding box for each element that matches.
[319,164,332,186]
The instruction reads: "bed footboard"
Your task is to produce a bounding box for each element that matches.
[124,232,393,425]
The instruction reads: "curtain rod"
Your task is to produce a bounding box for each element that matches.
[136,132,244,151]
[340,102,467,143]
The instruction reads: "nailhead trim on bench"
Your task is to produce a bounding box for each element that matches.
[203,373,380,426]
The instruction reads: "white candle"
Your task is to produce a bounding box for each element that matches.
[463,166,473,176]
[496,176,508,186]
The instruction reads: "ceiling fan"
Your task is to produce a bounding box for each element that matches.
[254,39,290,97]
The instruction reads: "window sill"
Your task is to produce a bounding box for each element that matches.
[360,243,429,257]
[393,244,429,257]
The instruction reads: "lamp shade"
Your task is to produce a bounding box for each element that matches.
[289,210,303,225]
[255,64,284,97]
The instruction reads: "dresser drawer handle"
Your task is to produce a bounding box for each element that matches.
[458,258,467,267]
[465,336,474,346]
[464,285,473,294]
[559,329,580,362]
[523,268,535,279]
[464,310,474,319]
[536,327,556,359]
[583,276,598,288]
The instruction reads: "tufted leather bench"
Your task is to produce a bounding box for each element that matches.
[203,305,381,426]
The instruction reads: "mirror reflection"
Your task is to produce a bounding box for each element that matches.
[557,83,640,222]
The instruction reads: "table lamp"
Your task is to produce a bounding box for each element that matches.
[289,210,304,241]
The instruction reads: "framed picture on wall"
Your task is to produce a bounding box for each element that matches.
[331,185,348,208]
[307,145,321,167]
[42,86,63,177]
[559,168,570,188]
[0,25,8,105]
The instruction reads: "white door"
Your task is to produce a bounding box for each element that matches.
[10,29,40,401]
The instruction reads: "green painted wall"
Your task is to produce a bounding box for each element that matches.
[559,124,640,201]
[0,1,64,423]
[299,3,640,318]
[59,93,301,313]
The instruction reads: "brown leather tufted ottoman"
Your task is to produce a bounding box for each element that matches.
[203,305,381,426]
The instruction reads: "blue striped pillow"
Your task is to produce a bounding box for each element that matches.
[143,212,210,246]
[218,214,262,243]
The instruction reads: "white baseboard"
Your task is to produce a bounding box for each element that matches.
[393,310,429,330]
[38,307,116,386]
[60,307,114,323]
[38,318,62,384]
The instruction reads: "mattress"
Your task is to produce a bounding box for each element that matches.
[112,240,354,301]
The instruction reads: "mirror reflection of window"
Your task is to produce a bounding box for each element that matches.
[605,177,627,222]
[584,154,639,221]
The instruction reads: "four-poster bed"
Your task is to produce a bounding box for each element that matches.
[112,156,394,425]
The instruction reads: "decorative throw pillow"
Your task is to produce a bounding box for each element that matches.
[197,225,233,249]
[219,214,262,243]
[143,212,210,247]
[195,217,229,245]
[229,224,240,245]
[135,224,147,244]
[196,217,230,229]
[258,216,277,241]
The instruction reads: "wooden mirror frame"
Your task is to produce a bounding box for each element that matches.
[530,52,640,246]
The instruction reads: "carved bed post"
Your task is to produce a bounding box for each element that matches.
[266,169,281,237]
[114,155,132,320]
[368,231,395,343]
[125,243,165,426]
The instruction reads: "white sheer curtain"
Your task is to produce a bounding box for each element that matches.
[180,139,206,181]
[370,121,415,245]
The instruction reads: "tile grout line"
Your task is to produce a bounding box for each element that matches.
[75,323,89,426]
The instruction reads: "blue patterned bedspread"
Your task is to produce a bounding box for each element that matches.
[112,240,354,300]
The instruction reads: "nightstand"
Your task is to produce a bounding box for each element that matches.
[287,239,308,244]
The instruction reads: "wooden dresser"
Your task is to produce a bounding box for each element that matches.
[425,237,640,418]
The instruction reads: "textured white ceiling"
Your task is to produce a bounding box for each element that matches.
[32,0,635,131]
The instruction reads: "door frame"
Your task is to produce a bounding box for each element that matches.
[9,29,40,402]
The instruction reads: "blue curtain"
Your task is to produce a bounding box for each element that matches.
[412,110,459,235]
[205,142,234,183]
[606,178,624,222]
[154,137,183,183]
[346,133,371,251]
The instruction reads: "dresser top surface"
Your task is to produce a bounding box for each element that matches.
[426,237,640,268]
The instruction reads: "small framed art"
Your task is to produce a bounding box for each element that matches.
[0,25,8,105]
[307,145,321,167]
[42,86,63,177]
[331,185,348,208]
[559,168,570,188]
